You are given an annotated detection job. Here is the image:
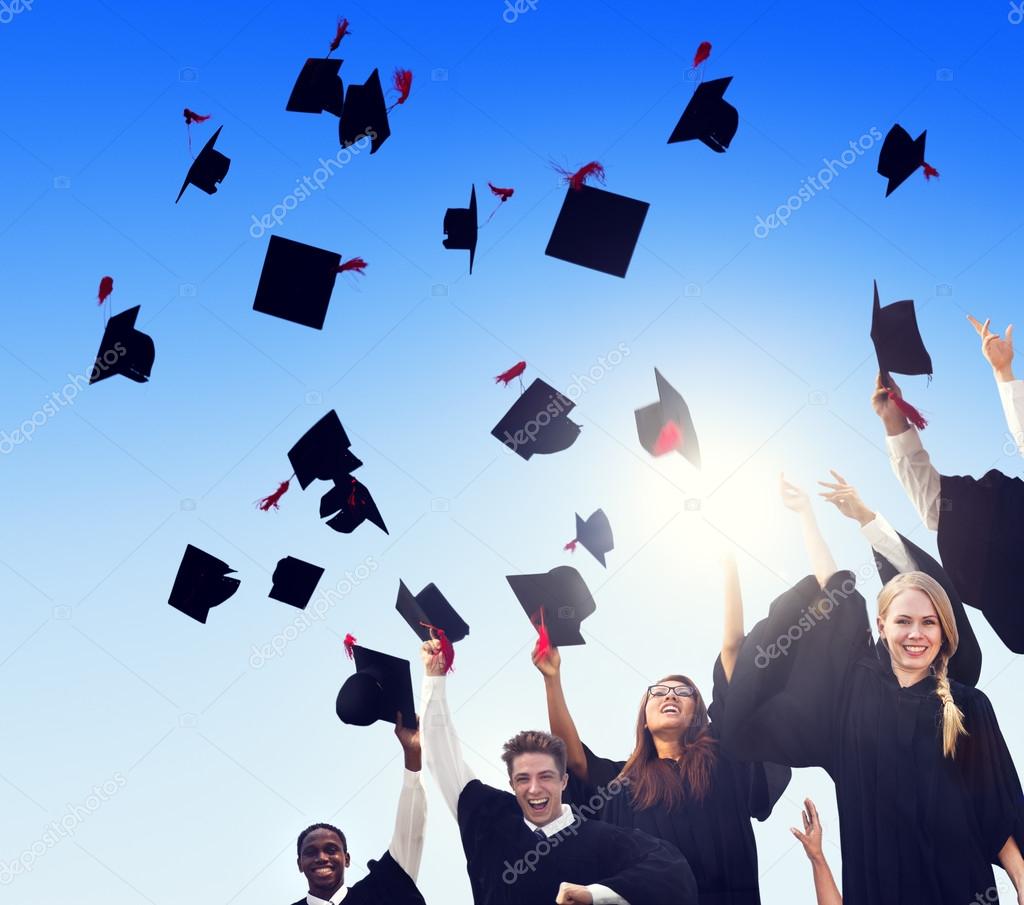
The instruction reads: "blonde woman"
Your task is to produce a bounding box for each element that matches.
[720,477,1024,905]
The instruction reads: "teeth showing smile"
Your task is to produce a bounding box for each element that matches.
[903,644,928,655]
[662,704,680,714]
[528,797,549,810]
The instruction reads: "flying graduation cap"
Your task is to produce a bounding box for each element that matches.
[634,369,701,467]
[491,377,581,460]
[89,305,155,385]
[877,125,939,197]
[545,162,649,278]
[287,58,345,116]
[395,580,469,673]
[668,77,738,153]
[565,509,614,567]
[168,544,240,624]
[336,640,417,728]
[339,68,391,153]
[268,556,325,610]
[443,185,478,273]
[176,126,231,203]
[506,566,597,648]
[871,280,931,429]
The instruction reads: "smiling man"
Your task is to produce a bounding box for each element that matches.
[419,640,698,905]
[290,715,427,905]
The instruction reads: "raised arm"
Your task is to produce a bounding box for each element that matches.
[389,712,427,882]
[791,798,842,905]
[532,646,589,781]
[967,315,1024,459]
[780,473,837,588]
[721,551,744,682]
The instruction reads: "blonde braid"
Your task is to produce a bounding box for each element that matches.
[933,654,968,758]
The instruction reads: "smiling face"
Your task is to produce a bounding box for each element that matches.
[644,678,697,735]
[297,828,350,899]
[877,588,944,677]
[508,751,568,828]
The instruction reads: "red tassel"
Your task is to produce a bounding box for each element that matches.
[347,478,357,509]
[495,361,527,385]
[337,256,368,275]
[343,633,357,659]
[183,108,211,125]
[922,162,940,180]
[388,69,412,111]
[97,276,113,306]
[329,17,351,54]
[564,539,578,553]
[693,41,712,68]
[532,609,550,661]
[889,391,928,430]
[420,622,455,673]
[257,479,290,511]
[488,182,514,203]
[653,420,682,456]
[553,161,606,191]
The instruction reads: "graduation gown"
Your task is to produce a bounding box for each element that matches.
[456,779,699,905]
[288,851,425,905]
[566,657,790,905]
[938,469,1024,653]
[721,571,1024,905]
[872,529,982,686]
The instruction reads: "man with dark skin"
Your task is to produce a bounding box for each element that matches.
[291,713,427,905]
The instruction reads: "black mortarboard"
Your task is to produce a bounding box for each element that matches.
[168,544,240,624]
[567,509,614,567]
[320,477,388,535]
[268,556,324,610]
[545,185,649,278]
[339,68,390,153]
[634,369,701,467]
[506,566,596,647]
[287,410,363,489]
[667,77,738,153]
[395,580,470,643]
[443,185,478,274]
[176,126,230,203]
[286,58,345,117]
[252,236,342,331]
[877,125,930,197]
[336,644,416,727]
[89,306,155,385]
[870,281,932,380]
[491,378,581,460]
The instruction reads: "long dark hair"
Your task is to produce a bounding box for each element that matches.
[618,674,717,809]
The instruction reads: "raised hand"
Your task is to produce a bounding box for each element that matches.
[780,473,811,514]
[967,314,1015,381]
[871,373,911,434]
[532,644,562,678]
[791,798,825,863]
[817,470,876,526]
[394,710,422,772]
[420,638,447,677]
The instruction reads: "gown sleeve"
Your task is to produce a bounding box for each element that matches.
[350,850,426,905]
[719,571,871,771]
[958,688,1024,864]
[592,825,699,905]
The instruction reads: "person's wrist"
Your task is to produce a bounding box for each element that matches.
[543,671,561,687]
[995,364,1016,383]
[855,508,876,527]
[403,748,422,772]
[882,413,910,436]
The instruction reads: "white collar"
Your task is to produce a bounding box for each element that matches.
[306,885,347,905]
[524,803,575,837]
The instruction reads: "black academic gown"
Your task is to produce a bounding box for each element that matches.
[721,571,1024,905]
[938,469,1024,653]
[289,851,425,905]
[456,779,699,905]
[565,657,790,905]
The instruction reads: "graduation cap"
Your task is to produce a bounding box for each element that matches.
[545,163,649,278]
[286,58,345,116]
[268,556,325,610]
[336,642,417,728]
[443,185,478,273]
[320,477,388,535]
[634,369,701,467]
[287,410,363,489]
[870,280,931,429]
[668,77,738,153]
[168,544,240,624]
[339,69,390,153]
[565,509,614,567]
[176,126,230,203]
[491,378,581,460]
[252,236,344,331]
[89,306,155,385]
[506,566,596,647]
[877,125,939,197]
[396,580,470,643]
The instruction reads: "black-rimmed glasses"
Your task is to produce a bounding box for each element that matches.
[647,684,695,698]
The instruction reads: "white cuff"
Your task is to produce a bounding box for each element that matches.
[886,425,923,459]
[587,883,628,905]
[402,768,422,787]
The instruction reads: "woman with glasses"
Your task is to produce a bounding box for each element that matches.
[533,552,791,905]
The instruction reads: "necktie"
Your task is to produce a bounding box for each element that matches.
[533,828,547,841]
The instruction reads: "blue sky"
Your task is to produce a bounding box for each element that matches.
[2,1,1023,902]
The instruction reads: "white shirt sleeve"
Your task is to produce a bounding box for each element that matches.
[998,378,1024,458]
[420,675,476,820]
[387,768,427,882]
[886,427,941,531]
[587,883,629,904]
[860,512,919,574]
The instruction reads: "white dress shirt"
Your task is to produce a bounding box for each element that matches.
[420,675,627,905]
[860,511,918,574]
